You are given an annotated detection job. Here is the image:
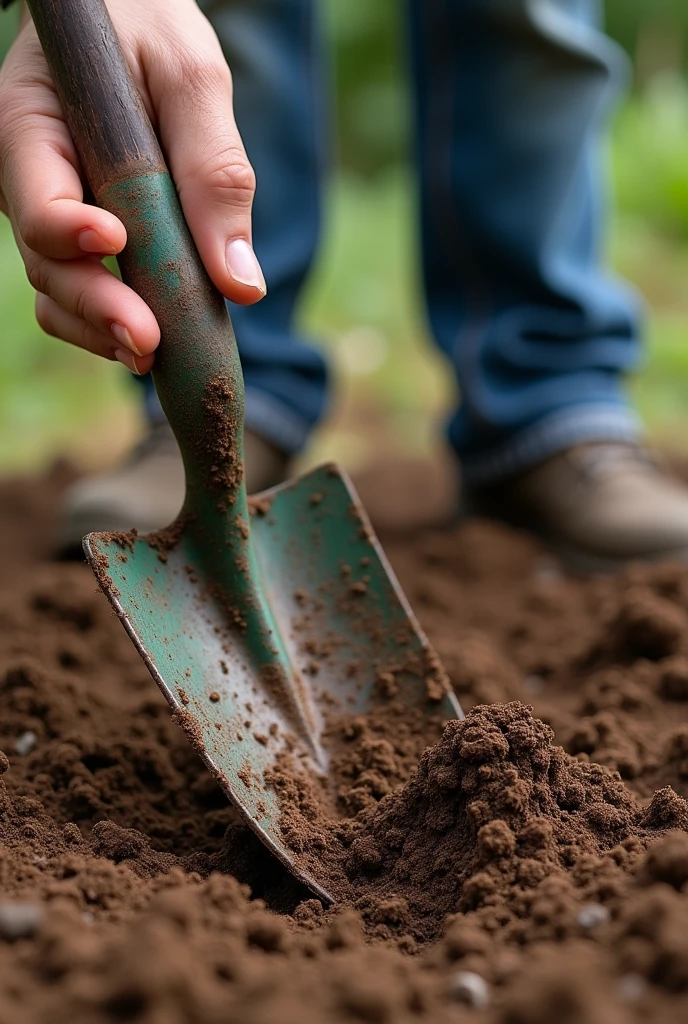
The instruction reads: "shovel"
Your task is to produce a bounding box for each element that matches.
[29,0,462,902]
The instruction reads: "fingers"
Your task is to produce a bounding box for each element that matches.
[19,193,126,261]
[0,43,126,260]
[24,248,161,359]
[9,147,126,260]
[0,27,152,366]
[145,21,266,305]
[36,293,155,375]
[1,0,265,379]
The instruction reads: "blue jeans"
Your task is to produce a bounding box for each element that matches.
[142,0,643,485]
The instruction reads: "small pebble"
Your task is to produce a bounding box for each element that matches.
[577,903,610,930]
[0,902,44,941]
[14,731,37,757]
[447,971,490,1010]
[618,973,647,1002]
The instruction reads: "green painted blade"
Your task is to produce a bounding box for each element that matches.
[84,464,461,900]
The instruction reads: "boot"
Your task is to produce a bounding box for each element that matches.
[59,421,289,557]
[463,443,688,572]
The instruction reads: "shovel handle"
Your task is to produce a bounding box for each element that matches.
[26,0,246,509]
[26,0,164,194]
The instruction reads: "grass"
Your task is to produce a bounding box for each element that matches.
[0,218,144,471]
[1,85,688,474]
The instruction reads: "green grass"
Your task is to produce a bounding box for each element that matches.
[611,212,688,448]
[0,217,143,471]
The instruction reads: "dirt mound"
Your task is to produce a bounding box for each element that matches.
[3,464,688,1021]
[343,703,684,937]
[272,700,688,950]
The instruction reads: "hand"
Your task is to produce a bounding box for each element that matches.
[0,0,265,374]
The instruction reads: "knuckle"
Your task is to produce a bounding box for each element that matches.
[25,252,50,295]
[208,159,256,203]
[159,32,231,97]
[191,54,232,94]
[7,174,47,251]
[19,214,45,255]
[74,278,94,323]
[80,321,96,350]
[190,147,256,207]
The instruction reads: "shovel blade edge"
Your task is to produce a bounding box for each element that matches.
[84,463,461,900]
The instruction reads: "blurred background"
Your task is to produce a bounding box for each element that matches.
[1,1,688,476]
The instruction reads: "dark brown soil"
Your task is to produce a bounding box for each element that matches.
[3,460,688,1022]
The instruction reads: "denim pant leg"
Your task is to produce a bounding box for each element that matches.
[141,0,329,454]
[409,0,644,486]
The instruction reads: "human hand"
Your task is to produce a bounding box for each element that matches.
[0,0,264,374]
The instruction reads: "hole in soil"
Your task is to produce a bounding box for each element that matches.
[58,649,80,669]
[81,753,118,773]
[105,992,148,1018]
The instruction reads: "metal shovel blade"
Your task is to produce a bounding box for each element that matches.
[84,463,462,901]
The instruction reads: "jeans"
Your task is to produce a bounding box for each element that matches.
[142,0,643,485]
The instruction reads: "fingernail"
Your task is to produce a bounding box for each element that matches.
[111,321,142,356]
[226,238,266,294]
[114,347,142,375]
[78,228,117,255]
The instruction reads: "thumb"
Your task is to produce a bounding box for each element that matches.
[149,45,266,305]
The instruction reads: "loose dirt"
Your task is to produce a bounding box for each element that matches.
[3,461,688,1022]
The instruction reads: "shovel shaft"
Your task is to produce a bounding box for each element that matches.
[26,0,246,514]
[30,0,302,703]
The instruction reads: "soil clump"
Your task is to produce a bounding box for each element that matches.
[3,463,688,1021]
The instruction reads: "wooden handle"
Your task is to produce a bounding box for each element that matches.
[26,0,165,196]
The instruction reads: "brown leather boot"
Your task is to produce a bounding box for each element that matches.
[59,421,289,556]
[462,443,688,571]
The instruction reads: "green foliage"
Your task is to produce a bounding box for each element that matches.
[0,8,18,61]
[612,76,688,240]
[0,216,138,470]
[606,1,688,63]
[323,0,409,176]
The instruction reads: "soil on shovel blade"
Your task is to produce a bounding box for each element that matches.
[4,461,688,1022]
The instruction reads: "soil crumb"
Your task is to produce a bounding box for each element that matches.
[3,462,688,1022]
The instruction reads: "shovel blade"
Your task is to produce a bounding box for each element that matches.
[84,464,461,900]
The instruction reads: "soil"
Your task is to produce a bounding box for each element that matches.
[200,374,243,495]
[3,460,688,1021]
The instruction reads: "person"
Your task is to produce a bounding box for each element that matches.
[2,0,688,571]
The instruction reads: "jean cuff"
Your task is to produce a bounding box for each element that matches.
[460,404,644,488]
[244,387,312,455]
